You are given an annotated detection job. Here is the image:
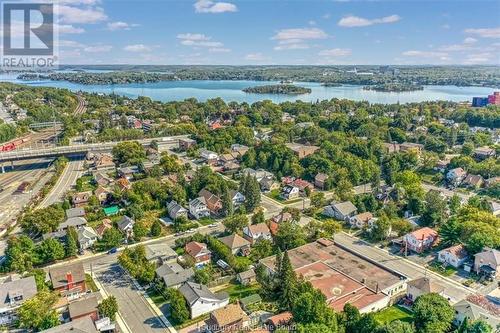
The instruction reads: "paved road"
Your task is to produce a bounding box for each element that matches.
[38,157,85,208]
[334,232,474,304]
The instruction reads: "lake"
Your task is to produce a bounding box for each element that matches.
[0,73,496,104]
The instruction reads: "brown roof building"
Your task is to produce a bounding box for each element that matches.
[49,262,86,297]
[206,303,249,332]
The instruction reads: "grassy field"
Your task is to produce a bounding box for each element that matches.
[428,261,457,277]
[220,282,261,301]
[85,274,99,292]
[374,305,414,325]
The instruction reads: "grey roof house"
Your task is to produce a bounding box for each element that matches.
[0,275,37,325]
[156,263,195,289]
[178,282,229,318]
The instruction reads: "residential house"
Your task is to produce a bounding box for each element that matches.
[489,201,500,217]
[280,185,300,200]
[0,275,37,325]
[292,179,314,195]
[93,172,113,187]
[206,303,249,332]
[95,219,112,238]
[185,241,212,267]
[239,294,262,312]
[265,312,293,331]
[198,189,222,215]
[39,315,98,333]
[77,227,99,250]
[243,223,272,244]
[453,297,500,329]
[462,174,484,189]
[167,200,188,220]
[314,173,329,190]
[179,138,196,151]
[49,262,86,299]
[68,294,99,321]
[474,146,496,160]
[241,168,274,182]
[199,149,218,163]
[403,227,439,254]
[94,186,112,204]
[349,212,374,229]
[437,244,469,268]
[400,142,424,155]
[156,263,194,289]
[118,166,140,180]
[189,197,210,220]
[58,217,88,231]
[383,142,401,154]
[117,216,135,238]
[286,143,320,159]
[231,144,249,156]
[178,282,229,319]
[259,176,279,192]
[229,190,245,207]
[323,201,358,221]
[236,269,256,286]
[145,243,177,263]
[406,277,444,303]
[271,211,294,224]
[485,176,500,188]
[474,248,500,279]
[116,177,131,191]
[72,191,92,207]
[93,153,115,172]
[219,234,251,256]
[447,167,467,186]
[66,207,85,219]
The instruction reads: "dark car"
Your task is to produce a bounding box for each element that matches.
[107,247,118,254]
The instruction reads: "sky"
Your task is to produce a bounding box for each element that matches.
[43,0,500,65]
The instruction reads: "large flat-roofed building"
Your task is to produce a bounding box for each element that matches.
[260,238,407,311]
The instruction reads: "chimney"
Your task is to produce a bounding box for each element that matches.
[66,272,74,290]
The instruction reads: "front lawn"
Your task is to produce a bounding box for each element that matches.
[85,274,99,292]
[374,305,414,325]
[220,282,261,301]
[266,189,302,204]
[428,261,457,277]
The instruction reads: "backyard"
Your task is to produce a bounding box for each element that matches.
[374,305,414,325]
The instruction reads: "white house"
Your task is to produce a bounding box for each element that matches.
[279,185,299,200]
[453,299,500,329]
[117,216,135,238]
[229,190,246,207]
[323,201,358,221]
[199,149,218,161]
[406,277,444,303]
[0,276,37,325]
[446,167,466,186]
[178,282,229,318]
[242,223,272,244]
[77,226,99,250]
[403,227,439,254]
[167,200,188,220]
[189,197,210,220]
[349,212,373,229]
[437,244,468,268]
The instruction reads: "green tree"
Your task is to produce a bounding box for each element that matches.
[133,221,148,241]
[310,192,325,208]
[4,235,36,273]
[167,288,190,324]
[112,141,146,165]
[150,219,162,237]
[194,265,214,285]
[17,291,60,331]
[36,238,65,263]
[249,239,273,261]
[65,226,79,257]
[292,284,337,331]
[21,206,65,235]
[413,293,454,333]
[222,214,248,234]
[466,320,493,333]
[370,215,392,241]
[277,251,298,311]
[274,221,307,251]
[420,190,447,227]
[378,320,416,333]
[101,228,123,249]
[98,296,119,320]
[343,303,361,333]
[221,184,233,217]
[251,208,265,225]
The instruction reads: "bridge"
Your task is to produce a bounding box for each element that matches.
[0,135,189,163]
[29,122,63,129]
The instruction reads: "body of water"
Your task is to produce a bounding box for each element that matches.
[0,73,496,104]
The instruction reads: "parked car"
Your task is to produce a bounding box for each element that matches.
[108,247,118,254]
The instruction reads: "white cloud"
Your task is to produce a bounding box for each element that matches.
[338,14,401,27]
[123,44,152,52]
[176,33,212,41]
[194,0,237,13]
[208,47,230,52]
[57,24,85,34]
[177,33,225,48]
[463,52,495,64]
[438,44,472,52]
[402,50,448,58]
[318,48,352,57]
[107,21,139,31]
[84,45,112,53]
[56,40,85,48]
[464,27,500,38]
[272,28,328,41]
[274,43,310,51]
[245,53,268,61]
[59,5,107,24]
[463,37,477,44]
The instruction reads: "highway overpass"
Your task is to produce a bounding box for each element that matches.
[0,135,189,164]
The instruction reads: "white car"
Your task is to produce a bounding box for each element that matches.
[208,223,217,228]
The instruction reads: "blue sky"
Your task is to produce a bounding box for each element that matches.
[52,0,500,65]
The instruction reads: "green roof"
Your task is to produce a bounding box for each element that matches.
[103,206,119,216]
[240,294,262,307]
